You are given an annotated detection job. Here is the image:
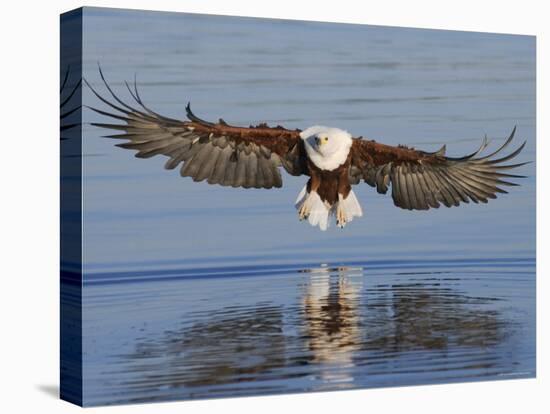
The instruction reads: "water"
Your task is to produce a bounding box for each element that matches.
[81,259,535,405]
[67,7,535,406]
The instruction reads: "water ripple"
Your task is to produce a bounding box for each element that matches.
[81,260,535,405]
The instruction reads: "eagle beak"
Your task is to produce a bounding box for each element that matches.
[315,137,324,146]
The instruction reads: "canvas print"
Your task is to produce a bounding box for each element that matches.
[60,7,536,407]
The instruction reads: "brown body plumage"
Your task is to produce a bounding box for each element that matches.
[307,157,353,206]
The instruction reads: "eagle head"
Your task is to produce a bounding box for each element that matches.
[300,126,353,170]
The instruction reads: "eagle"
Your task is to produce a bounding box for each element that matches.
[85,70,527,231]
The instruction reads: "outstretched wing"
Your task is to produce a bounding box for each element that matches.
[85,69,306,189]
[350,128,528,210]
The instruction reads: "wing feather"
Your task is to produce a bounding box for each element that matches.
[246,152,259,188]
[209,146,232,185]
[85,69,306,189]
[397,167,411,209]
[352,128,527,210]
[410,170,429,210]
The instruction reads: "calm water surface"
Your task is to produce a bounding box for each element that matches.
[66,7,536,406]
[82,259,534,405]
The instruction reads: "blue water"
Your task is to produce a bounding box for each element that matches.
[70,7,535,406]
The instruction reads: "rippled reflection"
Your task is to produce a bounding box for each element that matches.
[301,267,362,386]
[103,263,521,403]
[362,280,506,352]
[126,304,287,389]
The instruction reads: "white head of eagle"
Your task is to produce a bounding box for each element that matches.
[300,126,353,171]
[87,69,527,232]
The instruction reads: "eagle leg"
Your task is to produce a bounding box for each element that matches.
[336,206,346,228]
[336,194,347,228]
[334,191,363,229]
[298,193,315,220]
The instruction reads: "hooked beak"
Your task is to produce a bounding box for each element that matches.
[315,137,325,146]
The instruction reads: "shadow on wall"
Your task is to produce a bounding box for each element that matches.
[36,384,59,399]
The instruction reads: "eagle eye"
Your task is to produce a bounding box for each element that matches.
[324,136,329,142]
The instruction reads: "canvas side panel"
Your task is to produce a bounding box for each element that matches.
[60,8,83,407]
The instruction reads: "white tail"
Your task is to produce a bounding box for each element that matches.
[295,186,363,230]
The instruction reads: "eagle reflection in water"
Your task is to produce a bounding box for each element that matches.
[301,266,363,387]
[119,268,506,398]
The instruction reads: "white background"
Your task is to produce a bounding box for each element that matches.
[0,0,547,412]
